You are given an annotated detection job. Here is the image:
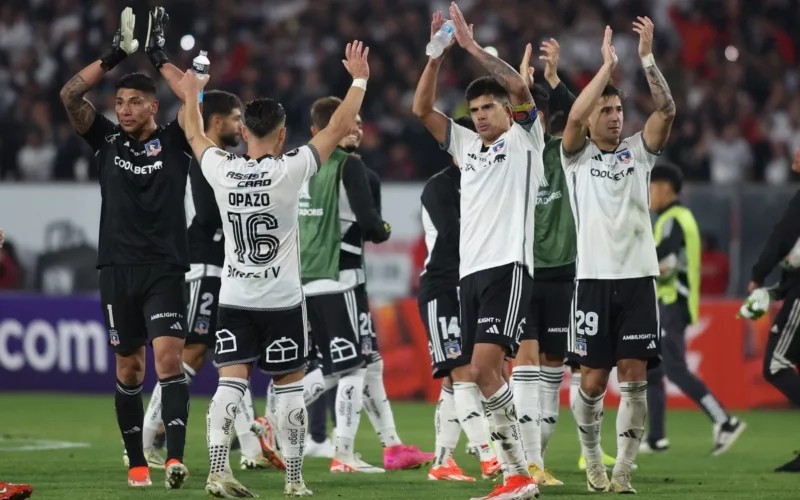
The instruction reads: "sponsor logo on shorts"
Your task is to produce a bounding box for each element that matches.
[151,312,183,321]
[265,337,299,363]
[621,333,656,341]
[330,337,358,364]
[486,325,500,334]
[547,327,568,333]
[478,317,500,324]
[574,339,587,356]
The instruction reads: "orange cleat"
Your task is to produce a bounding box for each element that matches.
[427,458,476,481]
[0,481,33,500]
[164,459,189,489]
[252,416,286,470]
[127,466,152,488]
[480,457,502,480]
[470,474,539,500]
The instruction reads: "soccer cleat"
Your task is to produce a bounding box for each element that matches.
[428,458,476,481]
[712,417,746,456]
[330,454,385,473]
[579,451,636,470]
[127,466,152,488]
[383,444,435,470]
[775,452,800,472]
[469,474,539,500]
[527,464,547,486]
[305,438,334,458]
[585,461,610,492]
[606,472,637,494]
[284,482,313,496]
[480,457,502,480]
[542,468,563,486]
[252,417,286,470]
[0,481,33,500]
[206,472,257,498]
[639,438,669,454]
[164,459,189,489]
[122,446,166,469]
[241,455,278,470]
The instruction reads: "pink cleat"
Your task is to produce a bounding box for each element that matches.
[383,444,436,470]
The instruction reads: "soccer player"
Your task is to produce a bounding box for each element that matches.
[59,7,191,488]
[645,164,745,455]
[740,149,800,472]
[561,20,675,493]
[413,3,545,497]
[178,40,370,497]
[419,115,500,482]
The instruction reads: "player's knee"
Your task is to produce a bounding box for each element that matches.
[580,368,609,397]
[616,359,647,382]
[450,364,473,383]
[514,339,540,366]
[274,367,305,385]
[115,353,145,386]
[182,344,208,373]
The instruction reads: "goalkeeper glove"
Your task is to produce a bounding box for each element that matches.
[100,7,139,71]
[737,287,771,320]
[145,6,170,69]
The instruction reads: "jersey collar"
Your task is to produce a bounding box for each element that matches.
[243,153,274,162]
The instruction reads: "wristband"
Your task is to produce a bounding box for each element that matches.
[100,47,127,71]
[641,54,655,68]
[352,78,367,91]
[147,49,170,70]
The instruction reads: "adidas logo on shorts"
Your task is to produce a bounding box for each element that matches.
[170,322,183,331]
[646,340,656,350]
[487,325,500,334]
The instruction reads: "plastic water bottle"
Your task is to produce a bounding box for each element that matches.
[426,20,455,58]
[192,50,210,103]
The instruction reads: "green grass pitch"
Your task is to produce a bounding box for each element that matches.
[0,394,797,499]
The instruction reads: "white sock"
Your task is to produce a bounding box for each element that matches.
[362,360,401,447]
[484,383,528,477]
[302,367,326,405]
[142,382,162,451]
[434,384,461,466]
[182,362,197,384]
[207,377,247,475]
[234,387,262,460]
[572,387,605,465]
[569,371,582,445]
[453,382,495,462]
[275,380,306,486]
[539,365,564,454]
[334,368,366,458]
[614,381,647,477]
[512,366,542,469]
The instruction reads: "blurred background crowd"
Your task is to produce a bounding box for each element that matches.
[2,0,800,183]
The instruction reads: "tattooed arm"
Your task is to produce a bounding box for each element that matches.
[641,62,676,152]
[59,61,107,135]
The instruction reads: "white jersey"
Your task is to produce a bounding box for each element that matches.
[199,144,320,309]
[443,117,545,279]
[561,132,659,280]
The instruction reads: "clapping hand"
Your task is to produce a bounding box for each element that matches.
[540,38,561,87]
[342,40,370,80]
[520,43,535,88]
[632,16,654,58]
[449,2,476,50]
[601,26,618,70]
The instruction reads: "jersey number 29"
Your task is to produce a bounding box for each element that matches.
[227,213,280,265]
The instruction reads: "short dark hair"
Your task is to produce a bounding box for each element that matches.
[116,72,156,96]
[243,98,286,138]
[601,82,624,100]
[202,90,242,130]
[465,76,511,105]
[650,163,684,193]
[310,96,342,130]
[531,84,550,116]
[453,115,477,133]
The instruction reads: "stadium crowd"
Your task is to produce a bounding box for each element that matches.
[1,0,800,183]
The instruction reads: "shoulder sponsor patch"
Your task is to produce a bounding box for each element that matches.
[214,149,228,157]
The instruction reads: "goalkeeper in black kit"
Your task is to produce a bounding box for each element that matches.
[738,150,800,473]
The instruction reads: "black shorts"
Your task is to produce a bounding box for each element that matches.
[460,263,533,360]
[214,304,308,376]
[419,289,469,378]
[567,277,660,370]
[100,265,187,354]
[764,295,800,376]
[185,275,220,348]
[519,279,573,358]
[306,289,369,376]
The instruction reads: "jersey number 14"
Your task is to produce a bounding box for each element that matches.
[227,212,280,265]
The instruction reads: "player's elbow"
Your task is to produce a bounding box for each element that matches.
[59,85,74,105]
[412,100,432,120]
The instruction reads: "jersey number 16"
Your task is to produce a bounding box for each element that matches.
[227,212,280,265]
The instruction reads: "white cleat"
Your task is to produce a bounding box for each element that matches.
[206,472,258,498]
[585,461,610,492]
[330,454,385,473]
[284,482,313,496]
[241,455,277,470]
[606,472,637,494]
[122,446,166,469]
[305,438,334,458]
[638,438,669,454]
[712,417,746,456]
[164,461,189,490]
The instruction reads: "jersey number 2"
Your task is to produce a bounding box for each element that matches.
[227,213,280,265]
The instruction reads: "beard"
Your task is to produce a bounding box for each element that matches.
[220,133,240,148]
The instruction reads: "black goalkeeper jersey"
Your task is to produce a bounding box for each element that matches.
[186,156,224,267]
[79,115,192,270]
[419,164,460,302]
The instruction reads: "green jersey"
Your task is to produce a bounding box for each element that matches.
[534,135,577,270]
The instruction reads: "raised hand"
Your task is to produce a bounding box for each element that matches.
[430,11,459,59]
[177,70,209,100]
[146,7,168,53]
[117,7,139,55]
[633,16,654,58]
[601,26,618,69]
[342,40,370,80]
[520,43,535,88]
[540,38,561,86]
[449,2,475,50]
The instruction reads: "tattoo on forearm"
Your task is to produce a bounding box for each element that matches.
[473,49,528,98]
[61,74,96,133]
[644,65,675,116]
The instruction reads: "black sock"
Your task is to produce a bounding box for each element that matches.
[160,373,190,462]
[116,380,146,469]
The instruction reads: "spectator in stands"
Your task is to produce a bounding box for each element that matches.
[0,238,22,290]
[700,233,729,297]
